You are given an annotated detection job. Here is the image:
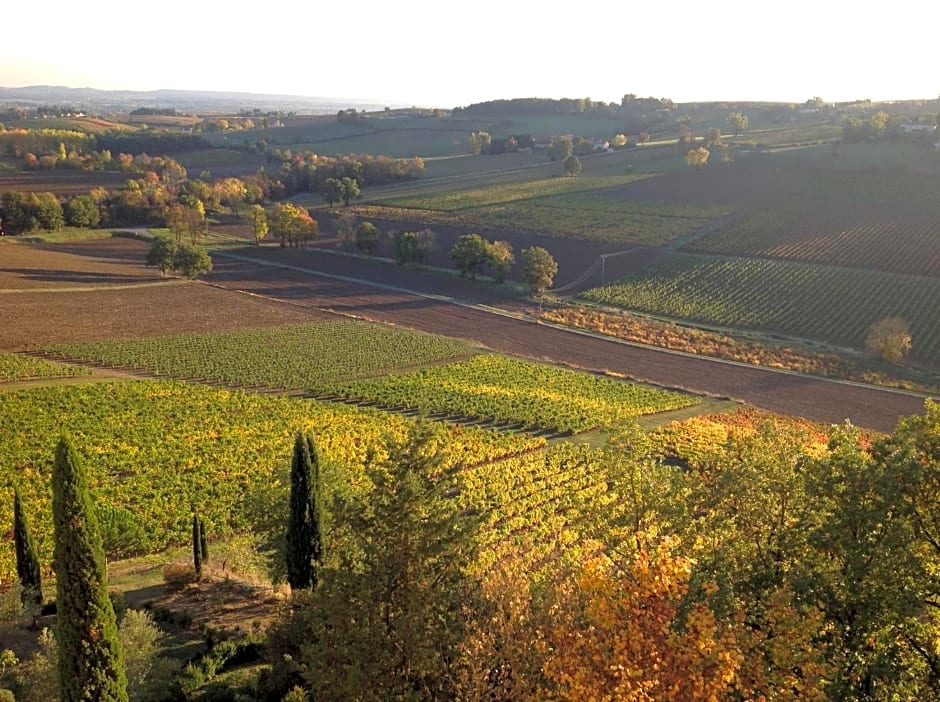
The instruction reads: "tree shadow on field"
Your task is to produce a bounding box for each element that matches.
[0,267,154,285]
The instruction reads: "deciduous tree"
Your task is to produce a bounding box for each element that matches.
[335,212,358,251]
[248,204,268,245]
[686,146,710,169]
[145,235,177,275]
[172,244,213,279]
[339,176,361,207]
[865,316,912,362]
[563,155,582,176]
[354,221,381,256]
[522,246,558,300]
[726,112,749,137]
[450,233,489,279]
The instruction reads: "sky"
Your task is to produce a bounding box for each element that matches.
[2,1,938,108]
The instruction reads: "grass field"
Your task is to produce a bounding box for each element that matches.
[581,252,940,363]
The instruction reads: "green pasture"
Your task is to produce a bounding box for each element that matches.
[581,253,940,363]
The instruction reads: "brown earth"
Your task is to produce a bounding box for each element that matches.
[0,169,130,196]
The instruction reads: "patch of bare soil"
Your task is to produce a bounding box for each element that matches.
[0,237,160,290]
[125,569,283,642]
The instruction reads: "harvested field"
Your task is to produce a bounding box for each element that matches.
[0,236,161,289]
[0,169,130,196]
[0,240,327,349]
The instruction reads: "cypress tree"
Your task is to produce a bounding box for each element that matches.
[52,436,128,702]
[199,517,209,564]
[285,432,323,590]
[192,512,203,576]
[13,487,43,607]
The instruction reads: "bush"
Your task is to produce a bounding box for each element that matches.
[163,562,198,588]
[866,317,912,362]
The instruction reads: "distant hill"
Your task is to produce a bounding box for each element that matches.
[0,85,397,114]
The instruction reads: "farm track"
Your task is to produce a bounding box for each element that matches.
[206,247,933,433]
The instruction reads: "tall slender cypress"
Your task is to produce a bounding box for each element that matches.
[285,432,323,590]
[13,487,43,607]
[52,437,128,702]
[199,517,209,564]
[192,512,203,576]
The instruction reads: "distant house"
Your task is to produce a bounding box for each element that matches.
[901,123,936,134]
[592,139,612,153]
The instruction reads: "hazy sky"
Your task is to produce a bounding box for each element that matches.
[3,1,938,107]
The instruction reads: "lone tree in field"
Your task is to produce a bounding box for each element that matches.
[286,432,324,591]
[563,154,582,177]
[522,246,558,305]
[52,437,128,702]
[173,244,213,279]
[866,317,912,362]
[145,236,177,276]
[13,487,43,607]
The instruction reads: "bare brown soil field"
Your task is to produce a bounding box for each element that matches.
[0,169,130,196]
[0,240,327,349]
[0,237,161,289]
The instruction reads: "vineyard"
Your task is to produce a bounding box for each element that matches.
[684,172,940,276]
[41,320,480,390]
[0,352,88,381]
[581,253,940,363]
[329,354,700,434]
[0,381,543,582]
[685,208,940,277]
[353,175,731,245]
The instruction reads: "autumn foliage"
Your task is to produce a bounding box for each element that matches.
[539,545,741,701]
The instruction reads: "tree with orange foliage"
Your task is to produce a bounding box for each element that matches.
[539,543,742,702]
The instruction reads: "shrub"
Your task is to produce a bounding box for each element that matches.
[162,562,197,588]
[865,316,912,362]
